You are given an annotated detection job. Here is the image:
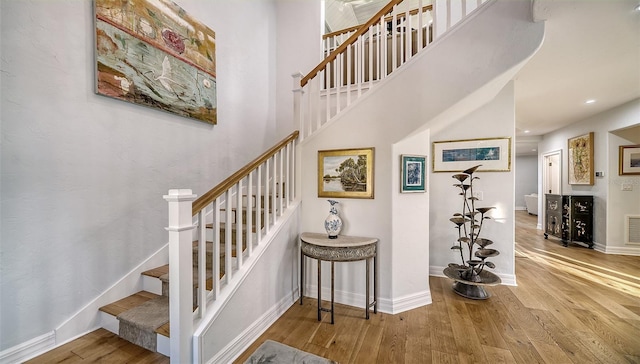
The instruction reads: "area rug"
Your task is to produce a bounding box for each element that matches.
[244,340,337,364]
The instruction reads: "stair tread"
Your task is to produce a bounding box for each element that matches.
[117,296,169,331]
[99,291,161,317]
[141,265,169,279]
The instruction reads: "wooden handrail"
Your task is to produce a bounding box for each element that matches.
[301,0,403,87]
[192,130,299,214]
[323,24,361,40]
[322,5,433,40]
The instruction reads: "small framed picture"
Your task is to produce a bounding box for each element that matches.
[401,155,426,193]
[619,144,640,175]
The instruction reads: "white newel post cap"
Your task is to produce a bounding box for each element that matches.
[164,189,197,230]
[163,189,196,201]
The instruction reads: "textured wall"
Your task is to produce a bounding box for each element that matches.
[0,0,282,351]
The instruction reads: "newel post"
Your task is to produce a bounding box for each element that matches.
[292,72,304,140]
[163,189,196,364]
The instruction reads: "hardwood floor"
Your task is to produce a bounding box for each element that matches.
[27,211,640,363]
[24,328,169,364]
[234,211,640,363]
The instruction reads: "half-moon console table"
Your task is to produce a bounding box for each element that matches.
[299,232,378,324]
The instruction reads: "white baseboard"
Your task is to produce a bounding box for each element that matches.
[53,244,169,346]
[209,294,297,364]
[595,243,640,256]
[0,245,169,364]
[0,331,55,364]
[515,206,526,211]
[301,284,431,315]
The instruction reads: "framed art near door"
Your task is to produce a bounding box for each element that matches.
[567,132,594,185]
[619,145,640,175]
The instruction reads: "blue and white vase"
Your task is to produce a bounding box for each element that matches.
[324,200,343,239]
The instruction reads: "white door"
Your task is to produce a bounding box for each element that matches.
[544,152,561,194]
[542,151,562,230]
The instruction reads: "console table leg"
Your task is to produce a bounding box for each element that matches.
[366,258,370,319]
[330,262,335,324]
[299,253,304,305]
[374,255,378,314]
[317,259,322,321]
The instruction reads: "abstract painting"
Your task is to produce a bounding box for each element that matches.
[568,132,594,185]
[95,0,217,124]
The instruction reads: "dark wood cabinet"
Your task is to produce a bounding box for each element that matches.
[544,194,593,248]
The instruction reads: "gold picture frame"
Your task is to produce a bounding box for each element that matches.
[318,148,374,199]
[568,132,594,185]
[432,137,511,172]
[619,144,640,175]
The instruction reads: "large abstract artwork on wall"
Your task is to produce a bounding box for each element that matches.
[95,0,217,124]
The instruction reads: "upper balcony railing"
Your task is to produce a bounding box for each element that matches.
[294,0,487,141]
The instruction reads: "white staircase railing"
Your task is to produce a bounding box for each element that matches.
[294,0,487,141]
[164,131,298,363]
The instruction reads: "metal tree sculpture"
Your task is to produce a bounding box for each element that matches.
[444,165,501,299]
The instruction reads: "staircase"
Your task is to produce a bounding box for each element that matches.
[95,131,299,361]
[97,209,253,356]
[92,0,543,361]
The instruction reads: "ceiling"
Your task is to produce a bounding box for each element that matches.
[326,0,640,156]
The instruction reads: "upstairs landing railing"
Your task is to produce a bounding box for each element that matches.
[164,131,298,363]
[294,0,487,141]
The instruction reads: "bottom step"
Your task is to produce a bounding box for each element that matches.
[117,296,169,352]
[99,291,170,356]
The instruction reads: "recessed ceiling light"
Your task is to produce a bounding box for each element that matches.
[585,99,596,104]
[635,3,640,11]
[532,149,537,152]
[524,130,530,133]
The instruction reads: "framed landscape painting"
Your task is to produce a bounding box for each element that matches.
[318,148,374,199]
[568,132,594,185]
[619,145,640,175]
[95,0,217,124]
[401,155,426,193]
[432,137,511,172]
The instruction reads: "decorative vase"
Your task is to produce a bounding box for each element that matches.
[324,200,343,239]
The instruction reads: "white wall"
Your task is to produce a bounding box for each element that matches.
[275,0,322,138]
[0,0,313,351]
[299,1,542,311]
[515,155,538,210]
[608,131,640,253]
[430,82,517,285]
[537,98,640,252]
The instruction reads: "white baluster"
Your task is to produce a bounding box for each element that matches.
[213,197,221,298]
[225,189,233,282]
[247,171,253,255]
[256,165,263,243]
[236,180,243,267]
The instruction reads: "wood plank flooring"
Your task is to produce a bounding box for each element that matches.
[27,211,640,363]
[234,211,640,363]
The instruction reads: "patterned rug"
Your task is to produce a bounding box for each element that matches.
[244,340,337,364]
